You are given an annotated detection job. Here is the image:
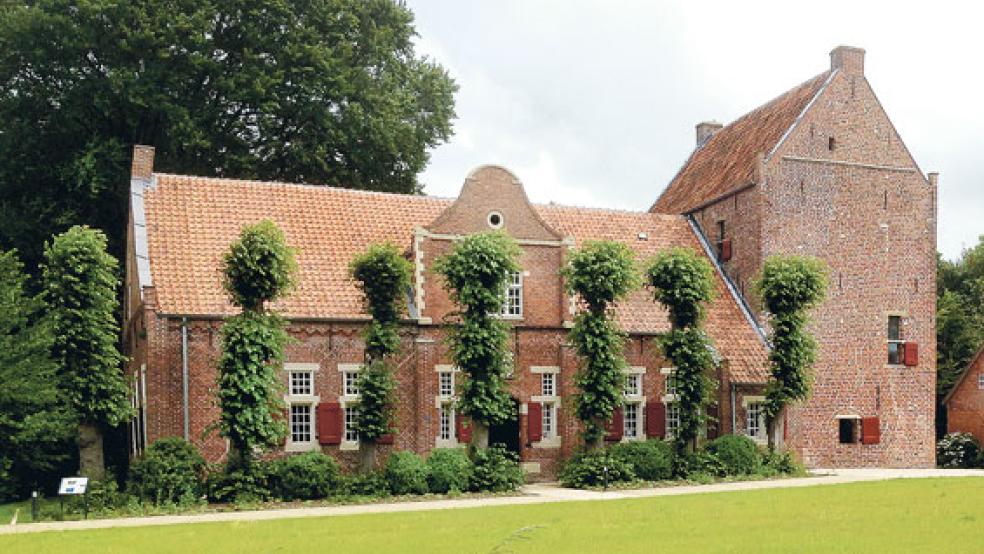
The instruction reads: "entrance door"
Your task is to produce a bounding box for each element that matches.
[488,396,521,455]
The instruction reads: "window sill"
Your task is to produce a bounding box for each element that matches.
[285,441,320,453]
[339,441,360,452]
[435,438,459,448]
[532,436,562,449]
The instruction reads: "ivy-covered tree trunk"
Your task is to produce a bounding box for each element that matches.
[471,424,490,451]
[78,421,105,480]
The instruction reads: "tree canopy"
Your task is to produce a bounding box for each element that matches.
[0,0,458,269]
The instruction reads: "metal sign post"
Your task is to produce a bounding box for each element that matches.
[57,477,90,520]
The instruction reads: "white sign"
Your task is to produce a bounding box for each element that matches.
[58,477,89,495]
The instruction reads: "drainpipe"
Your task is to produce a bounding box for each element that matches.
[730,383,737,434]
[181,317,190,441]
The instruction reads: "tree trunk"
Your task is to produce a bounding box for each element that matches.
[78,421,105,480]
[586,417,605,452]
[471,422,490,451]
[767,407,784,452]
[359,441,378,473]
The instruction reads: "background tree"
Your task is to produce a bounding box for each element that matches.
[936,239,984,436]
[756,255,828,450]
[562,240,638,451]
[350,243,413,472]
[42,226,132,480]
[434,232,520,453]
[645,247,716,454]
[217,220,297,470]
[0,0,457,271]
[0,248,75,500]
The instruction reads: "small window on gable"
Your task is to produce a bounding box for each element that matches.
[887,316,904,365]
[828,136,836,151]
[838,418,858,444]
[487,211,504,229]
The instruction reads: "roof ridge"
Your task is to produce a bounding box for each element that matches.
[713,70,830,137]
[153,173,456,202]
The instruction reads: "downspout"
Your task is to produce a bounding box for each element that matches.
[181,317,190,441]
[731,383,737,435]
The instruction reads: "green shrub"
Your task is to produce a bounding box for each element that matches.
[269,452,342,500]
[937,433,981,469]
[384,451,429,495]
[760,449,805,476]
[470,445,524,492]
[128,438,206,505]
[427,448,472,493]
[705,435,761,476]
[559,450,636,489]
[608,440,674,481]
[206,462,274,503]
[674,449,725,479]
[346,471,390,497]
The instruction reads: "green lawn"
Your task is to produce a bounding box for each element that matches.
[2,478,983,553]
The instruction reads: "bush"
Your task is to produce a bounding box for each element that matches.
[705,435,761,476]
[559,450,636,489]
[384,451,429,495]
[128,438,206,505]
[609,440,674,481]
[760,449,804,476]
[346,471,390,498]
[206,462,274,503]
[470,445,524,492]
[427,448,472,493]
[937,433,981,469]
[674,449,725,479]
[269,452,342,501]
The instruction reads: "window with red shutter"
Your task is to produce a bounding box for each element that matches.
[903,342,919,367]
[646,401,666,438]
[605,406,624,441]
[720,238,733,262]
[861,416,881,444]
[317,402,342,445]
[527,402,543,443]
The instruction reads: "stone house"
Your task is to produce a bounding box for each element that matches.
[124,45,937,474]
[944,347,984,444]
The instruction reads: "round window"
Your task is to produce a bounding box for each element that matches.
[487,211,504,229]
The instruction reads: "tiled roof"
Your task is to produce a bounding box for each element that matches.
[142,175,767,383]
[652,71,832,214]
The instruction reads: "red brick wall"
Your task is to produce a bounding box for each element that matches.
[947,353,984,443]
[694,185,764,307]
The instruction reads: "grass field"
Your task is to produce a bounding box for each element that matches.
[2,478,983,553]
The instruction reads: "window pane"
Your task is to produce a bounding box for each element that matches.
[500,271,523,317]
[542,403,554,437]
[541,373,555,397]
[746,402,762,438]
[624,403,639,438]
[344,371,360,396]
[290,371,313,396]
[439,371,454,397]
[290,404,312,443]
[838,419,855,444]
[888,316,901,340]
[888,342,903,365]
[344,406,359,442]
[439,405,453,441]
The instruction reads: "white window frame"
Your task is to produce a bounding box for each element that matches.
[661,367,679,402]
[978,374,984,390]
[666,402,681,439]
[743,395,767,443]
[434,365,459,447]
[622,366,646,441]
[284,363,320,452]
[337,363,361,450]
[531,366,561,448]
[498,270,524,319]
[887,314,905,366]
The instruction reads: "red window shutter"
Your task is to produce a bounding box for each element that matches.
[904,342,919,367]
[456,414,472,444]
[605,406,624,442]
[377,433,394,445]
[527,402,543,443]
[317,402,342,445]
[783,410,789,442]
[720,239,733,262]
[646,401,666,438]
[861,416,881,444]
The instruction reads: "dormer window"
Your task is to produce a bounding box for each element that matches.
[499,271,522,318]
[487,211,504,229]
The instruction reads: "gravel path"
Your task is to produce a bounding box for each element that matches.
[3,468,982,535]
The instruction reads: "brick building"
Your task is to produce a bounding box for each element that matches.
[124,45,937,474]
[944,347,984,443]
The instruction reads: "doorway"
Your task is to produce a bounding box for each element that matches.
[488,396,521,455]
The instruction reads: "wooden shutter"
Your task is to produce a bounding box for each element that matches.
[605,406,624,442]
[317,402,342,445]
[904,342,919,367]
[377,433,394,445]
[861,416,881,444]
[527,402,543,443]
[456,414,472,444]
[720,239,733,262]
[646,401,666,438]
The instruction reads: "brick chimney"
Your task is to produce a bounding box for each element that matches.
[696,121,723,147]
[131,145,156,180]
[830,45,865,76]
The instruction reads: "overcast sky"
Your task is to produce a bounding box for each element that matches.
[406,0,982,261]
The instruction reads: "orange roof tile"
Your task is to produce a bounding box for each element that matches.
[142,175,767,383]
[652,71,831,214]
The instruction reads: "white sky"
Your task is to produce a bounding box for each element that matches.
[406,0,983,260]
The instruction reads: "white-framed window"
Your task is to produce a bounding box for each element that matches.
[541,373,556,398]
[531,366,561,446]
[745,397,766,442]
[499,271,523,317]
[624,373,642,397]
[978,374,984,390]
[887,315,904,365]
[344,405,360,442]
[284,363,320,452]
[344,369,360,397]
[439,370,455,398]
[666,403,681,438]
[623,402,641,439]
[542,402,556,438]
[439,404,454,441]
